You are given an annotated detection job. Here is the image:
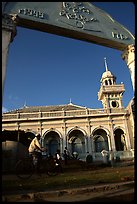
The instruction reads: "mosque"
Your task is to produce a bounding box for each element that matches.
[2,59,134,171]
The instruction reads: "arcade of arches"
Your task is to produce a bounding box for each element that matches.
[2,125,131,160]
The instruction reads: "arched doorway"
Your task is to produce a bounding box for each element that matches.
[43,131,60,156]
[93,129,109,152]
[68,129,85,158]
[114,128,126,151]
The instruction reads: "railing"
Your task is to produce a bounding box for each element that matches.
[100,84,125,92]
[2,108,128,121]
[98,84,125,99]
[42,111,63,118]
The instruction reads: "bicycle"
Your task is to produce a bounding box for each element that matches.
[15,153,61,179]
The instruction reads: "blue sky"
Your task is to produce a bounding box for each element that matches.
[2,2,135,113]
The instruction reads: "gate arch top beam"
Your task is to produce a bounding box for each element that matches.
[3,2,134,51]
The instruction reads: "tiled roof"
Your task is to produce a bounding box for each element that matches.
[3,103,88,114]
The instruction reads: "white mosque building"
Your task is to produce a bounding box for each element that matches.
[2,59,134,171]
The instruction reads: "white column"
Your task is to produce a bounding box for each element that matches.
[107,134,111,151]
[60,137,63,155]
[84,136,88,153]
[2,14,17,97]
[86,121,92,153]
[62,122,67,150]
[90,134,95,160]
[108,119,116,151]
[87,135,92,153]
[122,44,135,92]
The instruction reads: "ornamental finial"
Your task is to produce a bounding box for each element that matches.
[104,57,109,72]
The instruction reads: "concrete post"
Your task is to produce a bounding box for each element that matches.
[62,122,67,150]
[107,134,111,151]
[122,44,135,155]
[108,118,116,151]
[122,44,135,92]
[86,122,91,154]
[2,14,17,97]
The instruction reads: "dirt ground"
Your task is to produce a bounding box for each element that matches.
[2,181,134,202]
[2,162,134,202]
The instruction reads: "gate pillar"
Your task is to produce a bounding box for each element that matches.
[122,44,135,92]
[2,14,17,97]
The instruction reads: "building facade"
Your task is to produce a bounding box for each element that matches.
[2,61,134,169]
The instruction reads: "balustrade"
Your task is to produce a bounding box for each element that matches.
[2,108,127,121]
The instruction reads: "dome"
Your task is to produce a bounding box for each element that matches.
[100,58,116,84]
[101,70,114,79]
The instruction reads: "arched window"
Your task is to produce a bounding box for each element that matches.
[109,79,112,85]
[105,80,108,85]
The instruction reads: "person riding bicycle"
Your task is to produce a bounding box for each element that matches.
[28,133,45,174]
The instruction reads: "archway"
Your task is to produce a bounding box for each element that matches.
[2,2,135,99]
[43,130,60,156]
[114,128,126,151]
[93,129,109,152]
[68,129,85,157]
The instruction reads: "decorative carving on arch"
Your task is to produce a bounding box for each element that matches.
[2,2,134,50]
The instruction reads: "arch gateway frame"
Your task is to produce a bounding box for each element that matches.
[2,2,135,95]
[2,3,135,155]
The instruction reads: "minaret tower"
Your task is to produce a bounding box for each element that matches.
[98,58,125,110]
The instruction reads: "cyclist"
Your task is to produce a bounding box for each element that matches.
[28,133,45,174]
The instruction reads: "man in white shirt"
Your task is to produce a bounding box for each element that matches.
[28,133,44,173]
[29,134,43,153]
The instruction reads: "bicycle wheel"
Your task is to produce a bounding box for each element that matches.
[15,158,35,179]
[47,165,58,176]
[46,159,59,176]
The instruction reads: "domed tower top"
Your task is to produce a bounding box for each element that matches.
[101,57,116,86]
[98,57,125,109]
